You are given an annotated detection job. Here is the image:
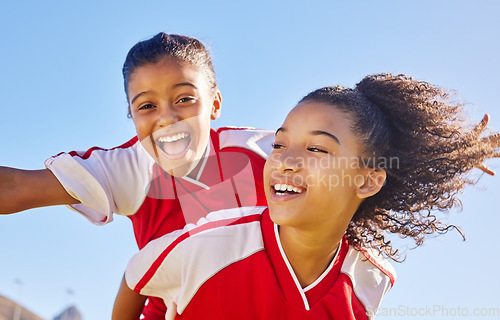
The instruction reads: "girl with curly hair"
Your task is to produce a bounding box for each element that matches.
[123,73,499,320]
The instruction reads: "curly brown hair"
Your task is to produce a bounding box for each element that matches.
[299,73,496,261]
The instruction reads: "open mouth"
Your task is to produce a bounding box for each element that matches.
[272,183,304,196]
[156,132,192,159]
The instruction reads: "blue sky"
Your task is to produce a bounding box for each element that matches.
[1,1,499,319]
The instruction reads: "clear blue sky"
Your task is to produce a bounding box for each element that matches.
[1,1,499,319]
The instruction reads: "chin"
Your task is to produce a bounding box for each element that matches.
[169,162,198,177]
[268,207,297,227]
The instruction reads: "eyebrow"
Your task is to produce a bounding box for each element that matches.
[130,82,198,105]
[276,127,286,135]
[173,82,198,90]
[131,91,148,105]
[311,130,340,145]
[275,127,341,145]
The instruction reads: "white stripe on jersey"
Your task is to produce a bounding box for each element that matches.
[219,128,274,159]
[340,247,396,319]
[125,206,267,313]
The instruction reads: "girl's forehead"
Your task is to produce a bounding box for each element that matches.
[133,58,197,77]
[128,61,206,91]
[281,102,359,146]
[285,102,349,125]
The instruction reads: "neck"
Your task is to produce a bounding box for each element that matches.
[279,226,344,288]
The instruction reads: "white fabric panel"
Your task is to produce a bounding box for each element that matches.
[125,206,267,312]
[340,247,396,319]
[45,141,155,224]
[219,128,275,159]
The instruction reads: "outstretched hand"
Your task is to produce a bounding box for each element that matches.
[473,114,500,175]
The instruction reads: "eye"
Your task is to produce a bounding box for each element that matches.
[271,143,285,149]
[138,103,156,111]
[177,97,195,104]
[307,146,328,153]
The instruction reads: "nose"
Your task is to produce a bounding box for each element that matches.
[157,104,180,128]
[274,150,303,173]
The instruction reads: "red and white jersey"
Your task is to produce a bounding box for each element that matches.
[126,207,396,320]
[45,127,273,319]
[44,127,272,244]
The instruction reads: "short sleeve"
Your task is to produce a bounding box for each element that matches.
[44,137,155,225]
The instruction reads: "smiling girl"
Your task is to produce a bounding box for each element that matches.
[0,33,272,320]
[123,73,499,319]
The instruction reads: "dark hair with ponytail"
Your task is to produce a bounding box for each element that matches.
[122,32,217,101]
[300,73,495,260]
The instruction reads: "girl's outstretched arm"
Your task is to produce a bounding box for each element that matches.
[112,275,147,320]
[0,167,78,214]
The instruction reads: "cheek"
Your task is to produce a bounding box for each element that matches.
[322,168,363,195]
[263,153,280,179]
[187,111,213,140]
[132,118,151,140]
[183,103,210,119]
[263,163,272,186]
[190,117,211,140]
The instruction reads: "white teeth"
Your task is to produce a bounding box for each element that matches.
[273,183,302,194]
[158,132,188,143]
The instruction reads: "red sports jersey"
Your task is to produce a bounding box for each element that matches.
[45,127,273,319]
[126,207,396,320]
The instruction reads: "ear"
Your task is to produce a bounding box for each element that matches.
[356,169,386,199]
[210,90,222,120]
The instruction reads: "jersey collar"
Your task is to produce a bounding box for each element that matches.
[261,209,349,310]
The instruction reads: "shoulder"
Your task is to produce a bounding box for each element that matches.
[46,136,150,170]
[60,136,141,160]
[341,246,396,316]
[215,127,274,159]
[46,135,153,184]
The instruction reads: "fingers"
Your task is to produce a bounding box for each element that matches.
[481,133,500,149]
[493,133,500,149]
[477,164,495,176]
[489,133,500,149]
[477,152,500,176]
[475,113,500,149]
[474,114,499,176]
[472,114,490,138]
